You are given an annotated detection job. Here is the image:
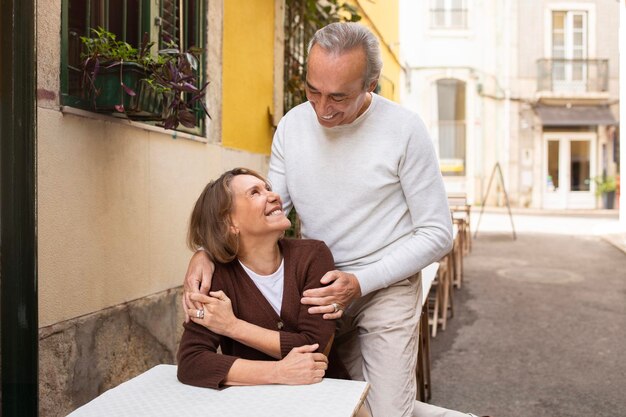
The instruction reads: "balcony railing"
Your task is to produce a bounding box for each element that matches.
[537,58,609,94]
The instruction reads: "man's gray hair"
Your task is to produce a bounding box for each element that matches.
[308,22,383,89]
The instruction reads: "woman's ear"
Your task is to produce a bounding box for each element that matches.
[227,213,239,235]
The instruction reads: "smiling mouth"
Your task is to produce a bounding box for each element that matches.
[320,113,337,120]
[266,209,283,217]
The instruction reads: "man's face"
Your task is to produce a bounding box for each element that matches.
[305,45,376,128]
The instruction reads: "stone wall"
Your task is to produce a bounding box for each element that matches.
[39,286,184,417]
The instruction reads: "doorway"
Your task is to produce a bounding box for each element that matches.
[543,133,596,209]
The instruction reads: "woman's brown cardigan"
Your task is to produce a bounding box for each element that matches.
[177,239,349,389]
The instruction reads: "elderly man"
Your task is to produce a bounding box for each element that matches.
[184,22,482,417]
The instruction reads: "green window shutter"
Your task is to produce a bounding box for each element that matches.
[159,1,204,51]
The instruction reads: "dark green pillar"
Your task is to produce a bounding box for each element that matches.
[0,0,39,414]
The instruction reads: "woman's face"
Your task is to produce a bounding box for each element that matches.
[229,174,291,239]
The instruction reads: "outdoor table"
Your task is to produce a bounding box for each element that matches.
[421,262,439,306]
[67,364,369,417]
[416,262,439,401]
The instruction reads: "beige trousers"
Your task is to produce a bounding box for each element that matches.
[335,273,469,417]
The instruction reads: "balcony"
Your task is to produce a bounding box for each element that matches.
[537,58,609,97]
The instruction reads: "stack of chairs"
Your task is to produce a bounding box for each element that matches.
[448,192,471,263]
[417,193,473,402]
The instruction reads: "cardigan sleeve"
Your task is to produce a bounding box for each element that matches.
[176,317,239,389]
[278,241,337,358]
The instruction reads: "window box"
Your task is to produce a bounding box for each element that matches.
[88,62,149,113]
[62,0,206,134]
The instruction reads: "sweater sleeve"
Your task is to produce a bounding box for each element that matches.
[176,320,239,389]
[278,241,337,358]
[354,119,454,295]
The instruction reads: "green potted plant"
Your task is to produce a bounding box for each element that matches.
[80,27,152,113]
[80,28,209,130]
[594,175,617,209]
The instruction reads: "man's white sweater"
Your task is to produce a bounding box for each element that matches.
[269,93,453,296]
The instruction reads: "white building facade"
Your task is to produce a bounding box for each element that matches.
[400,0,620,209]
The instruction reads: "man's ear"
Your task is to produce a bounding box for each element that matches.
[367,79,378,93]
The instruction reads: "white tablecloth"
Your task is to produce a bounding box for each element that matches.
[421,262,439,306]
[67,365,369,417]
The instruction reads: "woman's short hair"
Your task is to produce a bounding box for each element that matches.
[308,22,382,90]
[187,167,269,263]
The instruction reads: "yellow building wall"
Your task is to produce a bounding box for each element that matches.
[351,0,401,102]
[222,0,276,154]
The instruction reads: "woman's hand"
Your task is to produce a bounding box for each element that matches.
[273,344,328,385]
[188,291,238,337]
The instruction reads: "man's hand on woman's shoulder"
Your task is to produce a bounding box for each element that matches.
[301,270,362,320]
[183,250,215,322]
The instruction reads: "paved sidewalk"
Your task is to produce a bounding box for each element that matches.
[472,206,626,254]
[428,210,626,417]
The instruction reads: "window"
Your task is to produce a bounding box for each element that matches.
[430,0,468,30]
[436,79,466,176]
[551,10,587,92]
[61,0,207,134]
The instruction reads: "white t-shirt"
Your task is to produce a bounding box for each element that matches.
[239,259,285,315]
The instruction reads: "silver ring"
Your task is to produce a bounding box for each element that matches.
[331,303,339,313]
[196,309,204,319]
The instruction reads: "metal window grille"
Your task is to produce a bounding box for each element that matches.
[65,0,148,99]
[160,0,180,47]
[284,0,318,112]
[536,59,609,93]
[158,0,206,134]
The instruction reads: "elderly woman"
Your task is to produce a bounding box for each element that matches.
[177,168,349,388]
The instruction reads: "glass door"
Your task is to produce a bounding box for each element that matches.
[543,134,596,209]
[544,139,565,208]
[567,139,594,208]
